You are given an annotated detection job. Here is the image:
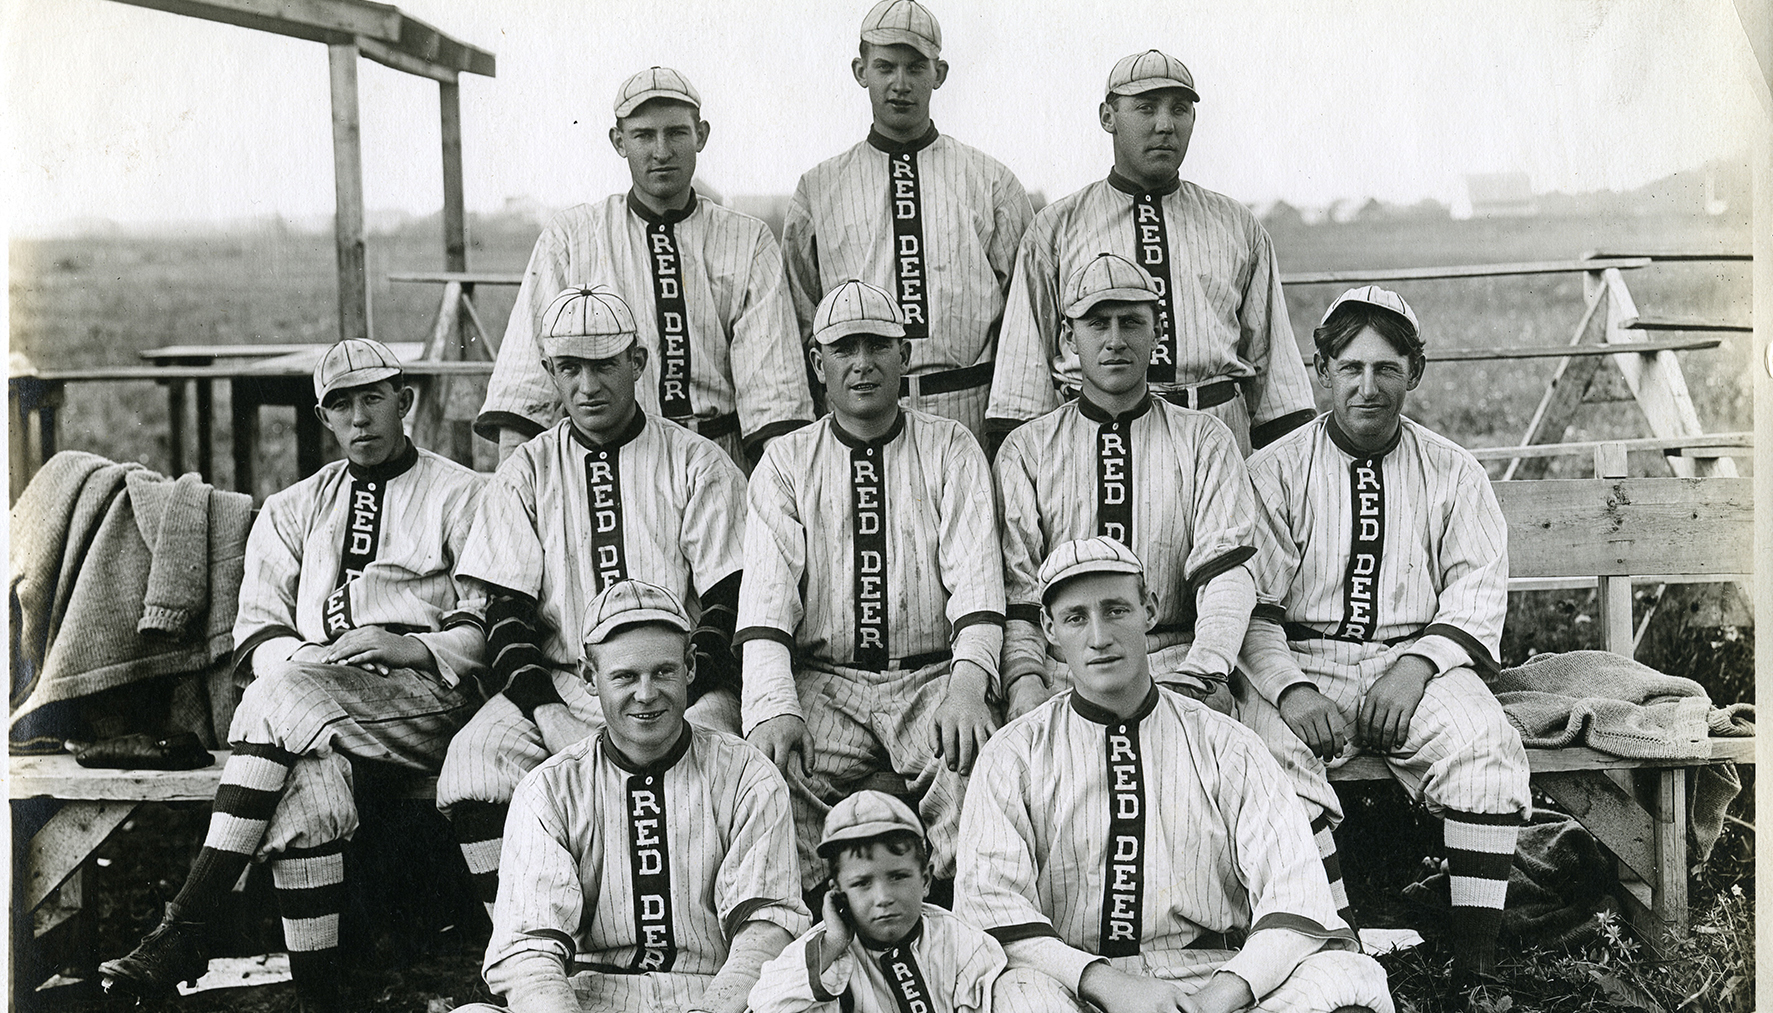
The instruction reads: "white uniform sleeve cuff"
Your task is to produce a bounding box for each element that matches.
[1219,926,1322,1003]
[488,950,579,1013]
[1003,936,1103,995]
[951,623,1003,692]
[1002,618,1049,688]
[740,639,803,735]
[1404,634,1470,676]
[819,947,857,997]
[249,636,304,677]
[410,627,484,689]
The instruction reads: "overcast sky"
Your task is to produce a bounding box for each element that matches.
[4,0,1765,232]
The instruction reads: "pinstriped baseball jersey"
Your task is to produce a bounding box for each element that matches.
[476,193,814,450]
[484,725,810,994]
[995,395,1256,652]
[1243,414,1508,703]
[782,130,1033,427]
[955,687,1353,982]
[456,412,745,670]
[234,442,487,688]
[986,175,1314,442]
[750,905,1006,1013]
[735,409,1005,725]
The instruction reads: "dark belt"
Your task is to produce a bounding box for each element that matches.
[666,411,739,439]
[1158,379,1240,411]
[1283,621,1423,647]
[899,362,994,398]
[856,648,952,671]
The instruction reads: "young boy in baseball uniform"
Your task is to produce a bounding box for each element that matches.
[1241,287,1529,997]
[438,286,748,919]
[957,537,1393,1013]
[782,0,1033,438]
[453,580,809,1013]
[751,790,1006,1012]
[478,66,812,469]
[987,50,1315,457]
[101,340,487,1012]
[740,279,1005,893]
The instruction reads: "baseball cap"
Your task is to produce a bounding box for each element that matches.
[1063,252,1161,319]
[539,286,639,361]
[580,579,693,648]
[817,789,926,857]
[613,66,702,119]
[314,338,403,403]
[1038,536,1146,604]
[860,0,942,60]
[1320,285,1420,334]
[812,279,907,344]
[1106,49,1200,103]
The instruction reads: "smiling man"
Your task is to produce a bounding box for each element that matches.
[456,580,808,1013]
[957,537,1392,1013]
[738,279,1005,900]
[782,0,1033,438]
[1240,288,1527,1002]
[987,50,1315,458]
[477,66,812,469]
[438,286,751,922]
[101,340,487,1012]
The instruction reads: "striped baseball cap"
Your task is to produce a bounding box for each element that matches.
[314,338,403,403]
[614,66,702,119]
[1321,285,1420,334]
[1106,49,1199,103]
[812,279,907,344]
[818,789,926,857]
[1038,536,1145,604]
[1063,252,1161,319]
[581,579,692,648]
[539,286,638,361]
[861,0,941,60]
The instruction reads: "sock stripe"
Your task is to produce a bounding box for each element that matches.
[471,871,501,906]
[462,838,504,873]
[451,801,510,843]
[1449,878,1510,911]
[276,883,348,922]
[232,741,300,765]
[219,752,296,791]
[213,784,284,819]
[203,813,270,853]
[1444,819,1520,855]
[271,852,345,890]
[1309,812,1334,834]
[1443,808,1525,826]
[1447,849,1515,882]
[1321,851,1344,883]
[280,914,342,953]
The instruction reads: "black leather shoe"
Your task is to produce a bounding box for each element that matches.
[99,917,209,997]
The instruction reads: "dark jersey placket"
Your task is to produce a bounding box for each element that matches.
[632,192,697,420]
[871,126,939,340]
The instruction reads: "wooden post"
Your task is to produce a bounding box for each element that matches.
[1592,442,1633,657]
[439,79,467,275]
[329,42,370,344]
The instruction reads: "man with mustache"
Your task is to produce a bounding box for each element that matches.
[987,50,1315,458]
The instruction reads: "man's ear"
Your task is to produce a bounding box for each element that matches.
[1060,319,1079,357]
[809,345,829,387]
[695,119,711,152]
[931,59,949,89]
[628,344,650,374]
[1099,99,1117,135]
[1142,585,1160,632]
[897,339,912,366]
[1313,353,1331,388]
[1407,357,1425,390]
[609,124,626,156]
[579,658,597,688]
[313,403,328,426]
[1039,608,1063,661]
[397,385,416,417]
[852,56,868,87]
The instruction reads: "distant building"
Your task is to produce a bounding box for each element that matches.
[1457,172,1537,219]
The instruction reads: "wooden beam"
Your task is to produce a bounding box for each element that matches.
[388,271,523,285]
[329,41,370,343]
[1495,477,1754,580]
[10,752,437,801]
[25,801,138,909]
[1536,770,1656,883]
[1471,432,1753,463]
[1279,257,1651,287]
[355,33,455,83]
[1501,284,1608,480]
[439,80,467,274]
[1585,250,1753,263]
[1329,737,1754,781]
[1593,444,1635,655]
[1623,316,1753,333]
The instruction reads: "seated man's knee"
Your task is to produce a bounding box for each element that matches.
[436,702,545,809]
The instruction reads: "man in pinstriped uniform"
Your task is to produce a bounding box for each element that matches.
[478,66,813,470]
[782,0,1034,439]
[1241,287,1528,1000]
[101,340,487,1013]
[740,280,1005,894]
[455,580,809,1013]
[438,286,750,924]
[956,537,1391,1013]
[986,49,1316,458]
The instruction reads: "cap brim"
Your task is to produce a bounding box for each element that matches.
[813,318,907,345]
[1040,558,1144,603]
[1107,79,1200,102]
[1064,288,1161,319]
[540,333,638,361]
[816,820,923,856]
[583,607,692,647]
[860,28,940,60]
[614,89,700,119]
[317,365,402,403]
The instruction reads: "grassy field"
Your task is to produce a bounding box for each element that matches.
[8,207,1755,1012]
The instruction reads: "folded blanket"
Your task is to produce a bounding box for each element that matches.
[132,470,213,637]
[1494,650,1753,761]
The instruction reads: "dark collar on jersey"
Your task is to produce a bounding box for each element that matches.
[1076,392,1154,425]
[829,410,907,450]
[626,188,699,226]
[857,916,925,953]
[1326,414,1403,460]
[567,406,647,454]
[1107,168,1181,198]
[345,437,419,483]
[867,122,940,155]
[1069,681,1160,725]
[598,723,693,774]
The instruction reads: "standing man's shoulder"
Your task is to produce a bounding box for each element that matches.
[697,195,778,243]
[794,139,877,192]
[1175,178,1265,231]
[1401,416,1486,472]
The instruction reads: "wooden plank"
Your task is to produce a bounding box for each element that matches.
[1536,770,1656,883]
[329,41,370,344]
[26,801,138,909]
[1651,768,1688,938]
[1473,432,1753,462]
[1279,257,1651,286]
[439,80,467,275]
[1584,250,1753,263]
[34,867,84,938]
[1623,316,1752,333]
[355,32,456,83]
[1327,737,1754,781]
[1593,446,1635,655]
[9,752,440,802]
[141,344,317,362]
[1420,337,1719,362]
[388,271,524,286]
[1494,477,1754,578]
[25,362,497,382]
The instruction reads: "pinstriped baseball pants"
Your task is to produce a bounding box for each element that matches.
[993,947,1393,1013]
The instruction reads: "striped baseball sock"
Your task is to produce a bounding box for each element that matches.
[273,840,347,1010]
[1443,810,1521,972]
[1310,812,1354,925]
[450,801,509,920]
[166,742,297,922]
